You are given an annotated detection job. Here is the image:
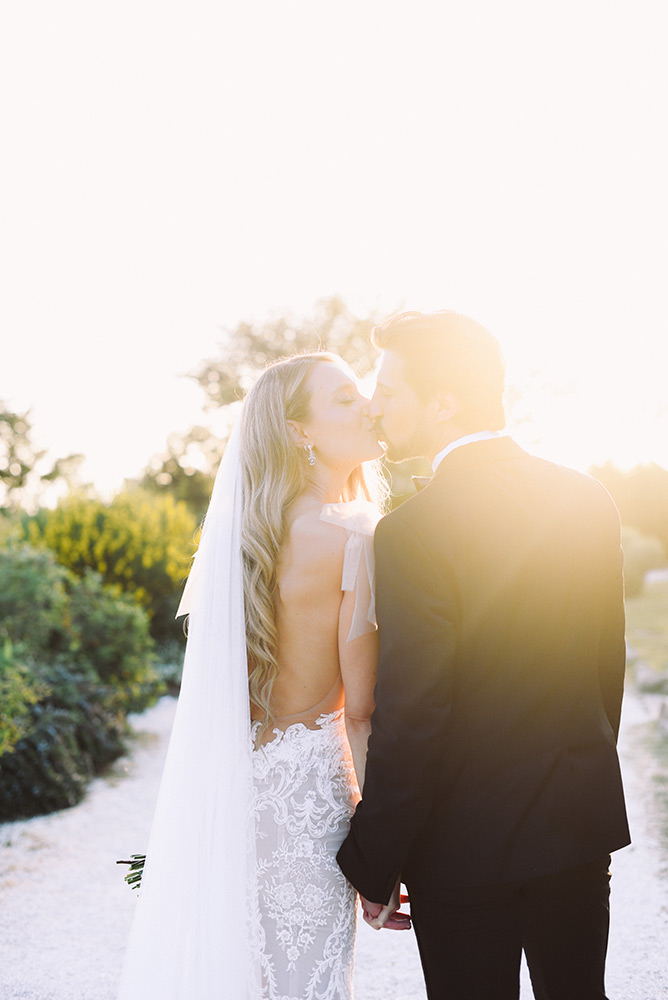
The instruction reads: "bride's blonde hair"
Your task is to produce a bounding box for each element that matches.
[240,352,387,721]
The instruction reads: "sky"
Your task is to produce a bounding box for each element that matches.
[1,0,666,497]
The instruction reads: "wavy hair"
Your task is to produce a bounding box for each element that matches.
[240,352,387,722]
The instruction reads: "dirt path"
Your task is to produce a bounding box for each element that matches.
[1,687,666,999]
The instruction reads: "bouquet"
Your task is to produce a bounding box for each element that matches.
[116,854,146,890]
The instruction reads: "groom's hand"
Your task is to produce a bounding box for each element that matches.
[361,886,411,931]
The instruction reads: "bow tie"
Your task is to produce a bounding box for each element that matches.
[411,475,432,492]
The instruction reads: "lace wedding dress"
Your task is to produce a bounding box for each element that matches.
[249,500,379,1000]
[117,475,379,1000]
[251,708,359,1000]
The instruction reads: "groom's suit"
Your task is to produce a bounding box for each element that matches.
[337,436,630,996]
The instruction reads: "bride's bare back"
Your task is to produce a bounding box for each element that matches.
[252,494,347,726]
[251,492,378,782]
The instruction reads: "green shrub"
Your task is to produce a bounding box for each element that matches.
[0,640,49,757]
[0,543,162,820]
[0,650,129,821]
[0,674,127,820]
[0,511,21,547]
[0,545,70,657]
[0,545,161,711]
[24,488,197,642]
[150,637,185,695]
[622,526,666,598]
[66,569,160,712]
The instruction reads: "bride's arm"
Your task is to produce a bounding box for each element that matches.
[339,592,378,791]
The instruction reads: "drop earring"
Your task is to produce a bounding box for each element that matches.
[305,443,316,466]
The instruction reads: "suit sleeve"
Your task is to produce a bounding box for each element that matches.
[337,509,459,903]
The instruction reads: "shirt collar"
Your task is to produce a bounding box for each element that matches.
[432,431,505,473]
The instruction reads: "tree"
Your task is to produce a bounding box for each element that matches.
[0,404,83,512]
[189,295,381,410]
[138,296,387,514]
[136,426,218,523]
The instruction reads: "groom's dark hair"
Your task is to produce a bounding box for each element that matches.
[371,310,506,432]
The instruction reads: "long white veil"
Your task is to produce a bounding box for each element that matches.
[117,423,259,999]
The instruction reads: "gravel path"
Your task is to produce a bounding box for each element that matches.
[1,686,666,999]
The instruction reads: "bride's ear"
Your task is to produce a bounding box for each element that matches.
[286,419,310,448]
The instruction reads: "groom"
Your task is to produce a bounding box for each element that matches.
[337,311,630,999]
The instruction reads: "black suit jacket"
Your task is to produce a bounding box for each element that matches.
[337,436,630,903]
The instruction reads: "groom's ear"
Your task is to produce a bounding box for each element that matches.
[434,391,458,424]
[286,419,309,447]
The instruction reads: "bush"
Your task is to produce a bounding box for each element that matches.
[0,640,49,757]
[0,673,127,820]
[150,637,185,695]
[592,463,668,558]
[24,488,197,643]
[622,526,666,598]
[0,545,161,711]
[67,569,159,712]
[0,543,162,821]
[0,544,70,658]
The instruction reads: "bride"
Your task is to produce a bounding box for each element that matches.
[117,352,401,1000]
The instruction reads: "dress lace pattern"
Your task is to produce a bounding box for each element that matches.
[251,709,359,1000]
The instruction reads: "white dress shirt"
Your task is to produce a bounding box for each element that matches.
[432,431,506,473]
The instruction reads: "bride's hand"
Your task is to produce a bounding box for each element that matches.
[361,883,411,931]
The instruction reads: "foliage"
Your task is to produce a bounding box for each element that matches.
[0,403,83,511]
[0,544,71,657]
[591,462,668,558]
[621,526,666,598]
[625,577,668,675]
[67,569,160,708]
[137,425,216,523]
[0,543,163,820]
[149,638,185,694]
[189,295,382,410]
[138,296,386,516]
[0,512,21,547]
[0,640,49,757]
[117,853,146,890]
[0,663,128,821]
[0,542,161,710]
[23,488,197,643]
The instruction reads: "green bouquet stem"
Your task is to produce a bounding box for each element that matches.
[116,854,146,890]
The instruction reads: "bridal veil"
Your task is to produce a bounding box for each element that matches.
[117,423,259,999]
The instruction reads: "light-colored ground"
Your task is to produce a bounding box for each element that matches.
[1,685,667,1000]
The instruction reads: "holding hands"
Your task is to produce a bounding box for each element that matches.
[361,882,412,931]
